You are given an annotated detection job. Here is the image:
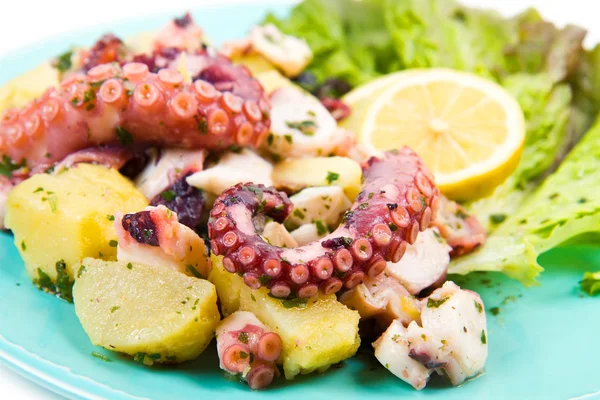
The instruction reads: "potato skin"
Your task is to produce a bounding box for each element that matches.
[5,164,148,286]
[209,255,360,379]
[74,258,220,364]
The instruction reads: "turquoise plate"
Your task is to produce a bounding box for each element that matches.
[1,4,599,399]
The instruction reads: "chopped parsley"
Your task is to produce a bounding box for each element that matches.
[284,134,293,144]
[325,171,340,184]
[34,268,54,292]
[489,214,507,224]
[481,330,487,344]
[54,50,73,72]
[258,274,272,285]
[286,119,317,136]
[116,126,134,146]
[490,307,501,316]
[126,262,133,270]
[357,202,369,210]
[251,294,256,302]
[33,187,44,193]
[77,265,86,278]
[426,297,448,308]
[388,222,398,231]
[282,297,309,309]
[106,214,115,221]
[109,240,118,247]
[187,264,204,279]
[474,301,483,313]
[110,306,120,313]
[160,190,176,201]
[195,115,208,134]
[54,260,73,302]
[267,133,274,146]
[293,209,305,219]
[91,351,110,362]
[314,220,327,235]
[20,240,26,251]
[0,155,26,177]
[238,332,249,344]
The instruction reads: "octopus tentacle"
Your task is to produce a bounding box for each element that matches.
[0,60,270,175]
[115,205,211,278]
[208,148,440,298]
[431,195,486,257]
[216,311,282,390]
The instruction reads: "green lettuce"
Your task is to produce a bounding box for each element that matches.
[468,74,572,231]
[264,0,392,85]
[450,119,600,285]
[581,271,600,296]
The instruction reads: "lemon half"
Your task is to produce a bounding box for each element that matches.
[344,69,525,201]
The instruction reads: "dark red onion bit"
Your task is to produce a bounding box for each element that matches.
[173,12,193,28]
[81,34,127,72]
[132,47,181,73]
[320,97,351,122]
[150,174,205,229]
[121,211,159,246]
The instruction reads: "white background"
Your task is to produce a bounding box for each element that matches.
[0,0,595,399]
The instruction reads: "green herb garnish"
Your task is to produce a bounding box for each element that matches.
[282,297,309,309]
[161,190,176,201]
[54,50,73,72]
[286,119,317,136]
[489,214,507,224]
[326,171,339,184]
[187,264,204,279]
[426,297,448,308]
[315,220,327,235]
[91,351,110,362]
[116,126,134,146]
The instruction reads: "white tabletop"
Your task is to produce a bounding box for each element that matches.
[0,0,595,398]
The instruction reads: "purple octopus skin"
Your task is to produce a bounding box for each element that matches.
[121,211,159,246]
[208,147,441,299]
[150,173,205,229]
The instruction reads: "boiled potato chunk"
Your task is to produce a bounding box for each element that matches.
[4,164,148,284]
[209,255,360,379]
[233,53,277,76]
[0,62,59,112]
[255,70,297,95]
[272,156,362,200]
[74,258,220,364]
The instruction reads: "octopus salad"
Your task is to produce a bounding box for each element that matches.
[11,2,598,392]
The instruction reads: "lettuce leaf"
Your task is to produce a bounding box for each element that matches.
[468,74,573,231]
[383,0,513,77]
[450,119,600,285]
[264,0,391,85]
[581,271,600,296]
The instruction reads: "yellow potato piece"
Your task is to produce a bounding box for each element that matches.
[74,258,219,364]
[0,62,59,112]
[254,69,297,95]
[272,156,362,201]
[4,164,148,283]
[232,52,277,76]
[209,255,361,379]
